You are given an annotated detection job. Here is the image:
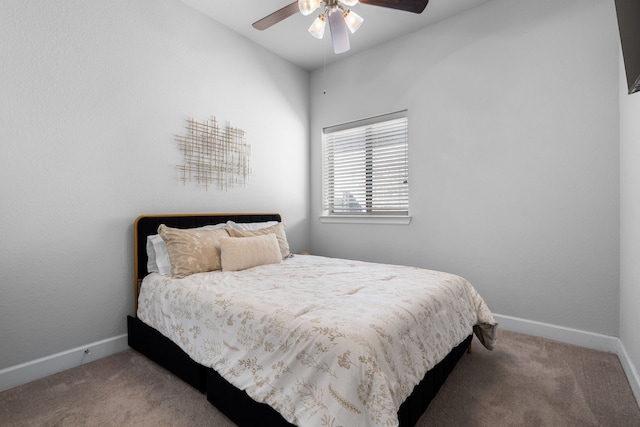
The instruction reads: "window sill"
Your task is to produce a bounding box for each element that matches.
[319,215,412,225]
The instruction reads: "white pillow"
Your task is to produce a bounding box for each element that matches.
[146,234,171,275]
[145,223,227,275]
[201,223,228,230]
[225,220,279,231]
[220,234,282,272]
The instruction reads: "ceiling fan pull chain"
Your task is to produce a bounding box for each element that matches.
[323,34,328,94]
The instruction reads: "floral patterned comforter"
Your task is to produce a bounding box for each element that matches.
[137,255,497,427]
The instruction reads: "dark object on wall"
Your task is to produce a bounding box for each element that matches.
[616,0,640,94]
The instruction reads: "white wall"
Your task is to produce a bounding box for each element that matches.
[620,50,640,397]
[0,0,309,370]
[310,0,620,336]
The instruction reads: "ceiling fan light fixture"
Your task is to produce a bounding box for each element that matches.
[340,0,359,6]
[308,14,327,39]
[343,9,363,33]
[298,0,322,16]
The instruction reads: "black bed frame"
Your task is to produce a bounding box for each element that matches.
[127,213,472,427]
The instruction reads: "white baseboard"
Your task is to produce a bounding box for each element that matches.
[0,334,129,393]
[494,313,640,406]
[493,314,620,351]
[617,341,640,406]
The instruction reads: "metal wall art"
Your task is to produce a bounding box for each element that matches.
[176,117,251,191]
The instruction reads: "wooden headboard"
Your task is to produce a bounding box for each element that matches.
[133,213,282,314]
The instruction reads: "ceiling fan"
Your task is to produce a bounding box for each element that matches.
[252,0,430,54]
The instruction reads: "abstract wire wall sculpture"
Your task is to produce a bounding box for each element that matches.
[176,117,251,191]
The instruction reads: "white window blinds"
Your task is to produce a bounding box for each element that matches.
[322,111,409,216]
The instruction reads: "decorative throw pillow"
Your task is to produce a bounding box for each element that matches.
[220,234,282,272]
[227,222,291,258]
[157,224,229,278]
[146,223,227,276]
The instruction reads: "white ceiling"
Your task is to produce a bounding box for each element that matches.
[178,0,492,71]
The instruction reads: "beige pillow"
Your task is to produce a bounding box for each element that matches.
[220,234,282,272]
[227,222,291,258]
[157,224,229,278]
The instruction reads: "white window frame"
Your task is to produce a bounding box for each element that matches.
[320,110,411,225]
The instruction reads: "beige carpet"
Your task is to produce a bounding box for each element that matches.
[1,330,639,426]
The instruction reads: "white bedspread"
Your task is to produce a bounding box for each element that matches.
[137,255,497,427]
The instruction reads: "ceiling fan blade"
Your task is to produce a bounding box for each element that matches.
[252,1,300,30]
[359,0,429,14]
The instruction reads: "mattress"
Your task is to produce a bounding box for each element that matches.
[137,254,496,427]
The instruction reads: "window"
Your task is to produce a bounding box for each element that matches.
[321,110,410,224]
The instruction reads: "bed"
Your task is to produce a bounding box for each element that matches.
[127,213,497,427]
